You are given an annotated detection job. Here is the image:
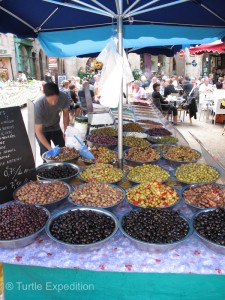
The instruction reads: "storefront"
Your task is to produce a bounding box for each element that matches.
[14,38,34,79]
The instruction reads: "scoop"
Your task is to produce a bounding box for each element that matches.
[45,145,60,157]
[74,136,95,160]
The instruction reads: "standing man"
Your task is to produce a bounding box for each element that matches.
[34,82,70,156]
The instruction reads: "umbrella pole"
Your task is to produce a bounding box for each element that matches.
[117,14,123,169]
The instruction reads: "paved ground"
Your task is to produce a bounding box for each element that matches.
[177,115,225,167]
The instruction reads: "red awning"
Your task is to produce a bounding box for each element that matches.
[189,40,225,55]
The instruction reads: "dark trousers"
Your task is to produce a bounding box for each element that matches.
[36,129,65,156]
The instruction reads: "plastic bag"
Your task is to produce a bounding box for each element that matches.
[65,126,83,150]
[97,38,133,108]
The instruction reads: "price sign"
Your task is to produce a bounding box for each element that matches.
[0,107,36,203]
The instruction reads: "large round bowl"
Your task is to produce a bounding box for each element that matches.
[86,140,117,150]
[42,148,80,163]
[123,148,161,167]
[45,206,119,250]
[181,183,225,212]
[126,165,171,185]
[36,162,80,183]
[192,208,225,255]
[123,131,148,139]
[80,149,118,165]
[151,144,175,153]
[173,164,221,185]
[0,201,50,249]
[78,166,126,184]
[147,136,179,145]
[69,183,125,211]
[13,180,71,209]
[162,149,201,167]
[125,184,180,210]
[119,210,193,253]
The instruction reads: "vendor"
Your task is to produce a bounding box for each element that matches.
[34,82,70,156]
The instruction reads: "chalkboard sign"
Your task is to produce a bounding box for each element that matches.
[0,107,36,203]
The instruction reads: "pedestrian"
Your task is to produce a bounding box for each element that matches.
[34,82,70,156]
[44,70,53,83]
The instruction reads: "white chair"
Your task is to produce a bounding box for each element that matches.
[199,100,213,121]
[212,98,225,125]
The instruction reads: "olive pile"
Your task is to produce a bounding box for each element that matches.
[47,147,79,162]
[50,209,115,245]
[87,134,117,145]
[194,209,225,246]
[136,120,162,126]
[127,164,170,183]
[91,127,118,136]
[163,146,200,162]
[174,163,220,184]
[37,165,77,179]
[182,184,225,208]
[122,209,189,243]
[148,136,178,144]
[152,144,174,152]
[15,181,69,204]
[80,163,124,183]
[123,122,145,132]
[82,147,117,164]
[146,128,172,136]
[123,132,147,139]
[0,203,48,240]
[123,136,151,148]
[126,181,179,208]
[124,147,160,162]
[70,182,123,207]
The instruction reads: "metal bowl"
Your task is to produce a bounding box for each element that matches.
[125,184,180,210]
[0,201,50,249]
[181,183,225,212]
[42,148,80,163]
[147,136,179,145]
[173,164,221,185]
[162,149,201,167]
[78,167,126,185]
[151,144,175,153]
[45,206,119,250]
[119,210,193,252]
[126,166,171,185]
[123,148,161,167]
[123,131,148,139]
[123,139,151,151]
[13,180,71,209]
[69,183,125,211]
[192,208,225,255]
[80,149,118,166]
[86,140,117,150]
[36,162,80,183]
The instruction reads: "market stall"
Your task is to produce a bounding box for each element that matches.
[1,102,225,300]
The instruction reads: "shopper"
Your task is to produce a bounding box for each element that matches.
[44,70,53,83]
[69,84,80,117]
[34,82,70,156]
[152,83,178,125]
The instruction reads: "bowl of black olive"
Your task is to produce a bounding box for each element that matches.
[193,208,225,255]
[36,162,80,183]
[45,207,119,250]
[119,208,192,252]
[0,201,50,249]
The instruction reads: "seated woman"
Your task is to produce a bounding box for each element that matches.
[131,81,146,101]
[152,83,178,125]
